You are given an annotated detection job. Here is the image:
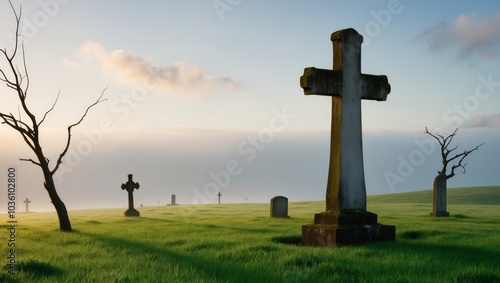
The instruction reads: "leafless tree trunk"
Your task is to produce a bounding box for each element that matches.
[425,127,483,217]
[0,2,106,231]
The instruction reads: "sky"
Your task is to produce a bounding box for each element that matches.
[1,0,499,212]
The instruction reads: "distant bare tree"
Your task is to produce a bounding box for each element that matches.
[425,127,483,179]
[425,127,483,216]
[0,2,106,231]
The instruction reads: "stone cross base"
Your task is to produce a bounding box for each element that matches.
[429,211,449,217]
[124,209,140,217]
[301,211,395,247]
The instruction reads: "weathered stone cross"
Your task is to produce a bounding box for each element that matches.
[300,28,394,246]
[217,192,222,204]
[300,28,390,213]
[121,174,140,217]
[24,197,31,213]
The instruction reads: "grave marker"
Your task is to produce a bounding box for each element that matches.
[168,194,178,206]
[300,28,395,246]
[121,174,140,217]
[270,196,289,218]
[23,197,31,213]
[429,175,449,217]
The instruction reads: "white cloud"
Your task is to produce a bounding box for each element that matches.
[415,12,500,61]
[463,114,500,128]
[62,41,240,95]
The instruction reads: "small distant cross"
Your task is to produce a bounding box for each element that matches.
[23,197,31,213]
[217,192,222,204]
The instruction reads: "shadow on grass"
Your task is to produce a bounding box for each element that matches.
[77,231,277,282]
[139,216,178,223]
[17,259,64,278]
[0,274,18,283]
[200,223,273,234]
[399,230,442,240]
[455,272,500,283]
[363,239,500,282]
[272,235,302,246]
[451,214,471,219]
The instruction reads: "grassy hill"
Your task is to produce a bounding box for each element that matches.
[2,186,499,282]
[369,186,500,205]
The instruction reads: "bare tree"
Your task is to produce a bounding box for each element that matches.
[0,2,106,231]
[425,127,483,216]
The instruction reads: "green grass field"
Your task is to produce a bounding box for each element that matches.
[2,186,500,283]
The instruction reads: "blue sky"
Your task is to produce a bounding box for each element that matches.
[1,0,499,212]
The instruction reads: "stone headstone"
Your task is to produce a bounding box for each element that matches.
[270,196,289,218]
[121,174,140,217]
[300,28,395,247]
[167,194,178,206]
[217,192,222,204]
[429,175,449,217]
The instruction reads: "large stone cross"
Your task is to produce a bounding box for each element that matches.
[300,28,394,247]
[300,28,390,213]
[121,174,140,217]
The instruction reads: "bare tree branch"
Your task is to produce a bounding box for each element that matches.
[447,143,483,179]
[0,112,35,144]
[6,0,21,61]
[425,127,483,179]
[20,157,41,167]
[21,42,30,96]
[442,128,458,150]
[38,91,60,126]
[51,88,108,175]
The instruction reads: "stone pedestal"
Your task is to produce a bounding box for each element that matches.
[429,211,449,217]
[301,210,395,247]
[124,208,140,217]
